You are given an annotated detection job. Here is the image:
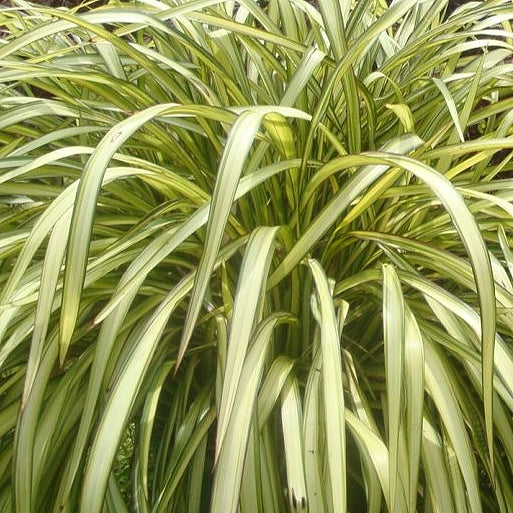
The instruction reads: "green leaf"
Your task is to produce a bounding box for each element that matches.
[385,103,415,132]
[382,264,405,512]
[309,259,347,513]
[79,239,243,513]
[432,78,465,143]
[271,135,424,288]
[179,112,269,367]
[280,375,308,513]
[210,313,290,513]
[404,308,424,513]
[79,277,193,513]
[215,226,280,460]
[61,103,183,365]
[422,414,456,513]
[23,211,71,403]
[303,347,327,513]
[179,108,308,367]
[346,411,390,510]
[424,341,482,513]
[258,356,294,430]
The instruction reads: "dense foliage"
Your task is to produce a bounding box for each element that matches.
[1,0,513,512]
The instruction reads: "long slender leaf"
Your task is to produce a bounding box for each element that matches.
[382,264,405,513]
[215,226,279,459]
[309,259,346,513]
[210,313,291,513]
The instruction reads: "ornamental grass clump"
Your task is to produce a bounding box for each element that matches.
[1,1,513,512]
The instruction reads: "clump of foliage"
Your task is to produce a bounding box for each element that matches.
[1,1,513,512]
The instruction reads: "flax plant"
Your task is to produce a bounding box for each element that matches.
[1,0,513,512]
